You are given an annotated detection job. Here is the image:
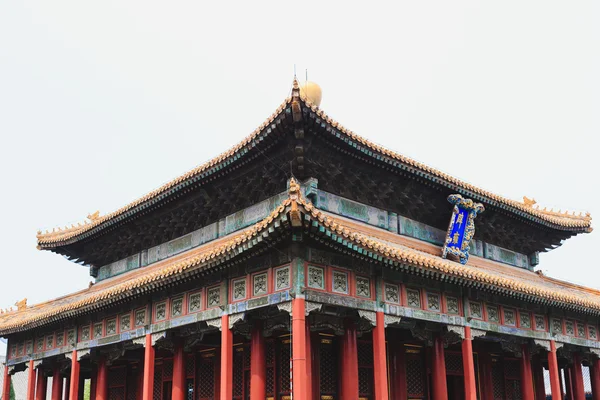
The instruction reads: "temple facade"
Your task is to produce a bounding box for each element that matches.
[0,80,597,400]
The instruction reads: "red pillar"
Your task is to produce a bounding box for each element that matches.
[373,312,389,400]
[565,367,573,400]
[220,314,233,400]
[571,354,585,400]
[292,298,307,400]
[548,341,562,400]
[172,339,185,400]
[90,367,97,400]
[2,363,11,400]
[461,327,477,400]
[391,340,407,400]
[306,318,313,400]
[69,350,80,400]
[64,376,70,400]
[35,367,47,400]
[250,321,266,400]
[142,334,155,400]
[51,366,63,400]
[340,318,359,400]
[591,358,600,400]
[521,345,536,400]
[27,360,36,400]
[431,335,448,400]
[95,357,107,400]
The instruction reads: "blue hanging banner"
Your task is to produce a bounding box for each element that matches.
[442,194,485,265]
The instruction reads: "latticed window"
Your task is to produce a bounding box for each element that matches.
[280,339,292,395]
[266,340,276,398]
[318,336,337,398]
[108,365,127,400]
[197,352,216,400]
[504,359,522,400]
[445,352,463,375]
[358,340,374,398]
[233,347,245,399]
[406,350,426,399]
[492,359,506,400]
[153,365,163,400]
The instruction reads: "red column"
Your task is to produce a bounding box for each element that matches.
[292,298,307,400]
[51,366,63,400]
[142,334,155,400]
[27,360,36,400]
[565,367,573,400]
[431,335,448,400]
[136,360,144,400]
[69,351,80,400]
[172,339,185,400]
[64,376,70,400]
[220,314,233,400]
[90,367,97,400]
[306,319,313,400]
[548,341,562,400]
[35,367,47,400]
[391,340,407,400]
[532,354,546,400]
[591,358,600,400]
[96,357,107,400]
[373,312,389,400]
[520,345,535,400]
[340,318,359,400]
[571,354,585,400]
[461,327,477,400]
[2,363,11,400]
[250,321,266,400]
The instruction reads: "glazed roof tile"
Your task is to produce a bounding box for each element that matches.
[4,184,599,335]
[36,82,591,248]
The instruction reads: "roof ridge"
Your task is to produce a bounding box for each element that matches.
[36,97,292,246]
[300,99,593,231]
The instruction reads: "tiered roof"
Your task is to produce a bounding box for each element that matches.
[1,180,597,335]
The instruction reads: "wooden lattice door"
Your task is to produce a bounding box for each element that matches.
[108,366,127,400]
[358,339,374,400]
[197,350,218,400]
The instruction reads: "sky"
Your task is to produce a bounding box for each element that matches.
[0,1,598,354]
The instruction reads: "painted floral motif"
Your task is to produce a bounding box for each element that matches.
[171,297,183,317]
[332,271,349,294]
[407,289,421,308]
[552,319,562,334]
[208,286,221,307]
[135,310,147,326]
[106,319,117,335]
[469,302,482,319]
[155,302,167,321]
[120,315,131,332]
[504,309,516,326]
[56,332,64,347]
[67,329,76,345]
[520,312,531,329]
[18,343,24,355]
[427,293,440,311]
[81,326,91,341]
[36,337,44,351]
[94,323,103,338]
[565,321,575,336]
[356,277,370,298]
[189,293,202,312]
[25,341,33,354]
[577,323,585,338]
[589,326,597,340]
[46,334,54,349]
[233,279,247,301]
[10,345,16,358]
[275,267,290,290]
[307,266,325,290]
[487,305,499,322]
[385,283,400,304]
[534,315,545,331]
[446,296,459,314]
[253,273,268,296]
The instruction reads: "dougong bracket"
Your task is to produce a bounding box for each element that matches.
[442,194,485,265]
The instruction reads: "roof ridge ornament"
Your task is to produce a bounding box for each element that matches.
[442,194,485,265]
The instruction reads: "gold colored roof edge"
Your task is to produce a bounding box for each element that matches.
[4,182,599,335]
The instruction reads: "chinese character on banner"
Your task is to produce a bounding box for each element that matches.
[442,194,485,265]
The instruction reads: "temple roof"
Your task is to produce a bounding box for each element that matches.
[36,81,592,253]
[4,180,599,336]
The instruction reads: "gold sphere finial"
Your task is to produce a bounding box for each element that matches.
[298,81,322,107]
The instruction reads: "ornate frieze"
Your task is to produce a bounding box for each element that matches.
[206,317,222,330]
[228,313,245,329]
[275,266,290,291]
[151,331,167,347]
[407,289,421,308]
[188,293,202,313]
[77,348,91,360]
[253,273,268,297]
[135,309,147,327]
[305,301,322,316]
[520,312,531,329]
[307,266,325,290]
[332,271,349,295]
[446,296,460,315]
[356,276,371,298]
[471,329,487,339]
[171,297,183,318]
[534,315,546,331]
[534,339,551,351]
[207,286,221,307]
[427,293,440,312]
[503,309,516,326]
[384,283,400,304]
[358,310,377,326]
[469,302,482,320]
[487,305,499,322]
[277,301,292,314]
[106,319,117,336]
[447,325,465,340]
[384,315,402,327]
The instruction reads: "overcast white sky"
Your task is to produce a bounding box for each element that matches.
[0,1,598,353]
